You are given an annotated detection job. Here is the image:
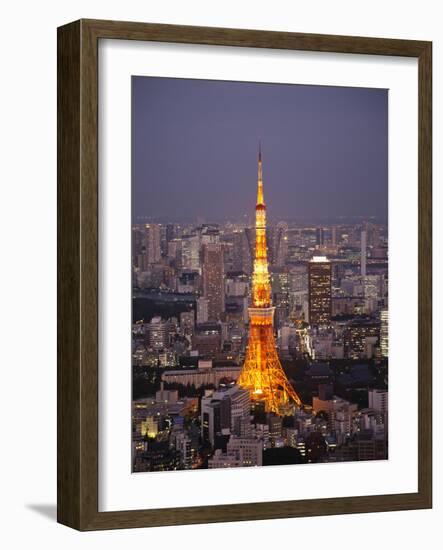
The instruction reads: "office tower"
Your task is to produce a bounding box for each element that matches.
[361,229,367,277]
[316,227,325,246]
[202,243,225,321]
[289,264,309,320]
[145,224,161,265]
[167,238,182,269]
[200,385,249,445]
[132,225,144,268]
[133,224,161,270]
[228,385,251,436]
[331,226,337,246]
[380,309,389,358]
[274,221,288,267]
[165,223,176,243]
[270,267,290,329]
[308,257,332,326]
[201,394,230,446]
[238,145,302,414]
[232,229,253,275]
[181,234,201,271]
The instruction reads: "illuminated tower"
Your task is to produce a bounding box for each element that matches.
[238,146,302,414]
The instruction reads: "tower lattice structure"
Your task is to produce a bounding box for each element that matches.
[238,146,302,414]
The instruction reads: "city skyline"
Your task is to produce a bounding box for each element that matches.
[131,79,389,473]
[133,77,388,223]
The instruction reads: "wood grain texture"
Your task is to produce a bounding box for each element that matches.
[57,20,81,529]
[57,19,432,531]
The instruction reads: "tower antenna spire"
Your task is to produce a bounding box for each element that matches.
[257,141,264,206]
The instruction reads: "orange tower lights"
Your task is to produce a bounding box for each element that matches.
[238,146,302,414]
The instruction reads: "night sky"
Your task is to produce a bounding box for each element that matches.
[132,77,388,224]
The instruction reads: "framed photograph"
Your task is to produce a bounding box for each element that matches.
[57,19,432,530]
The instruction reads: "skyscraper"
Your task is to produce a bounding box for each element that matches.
[308,256,332,326]
[181,234,200,271]
[238,145,301,414]
[202,243,225,321]
[361,229,367,278]
[133,224,161,269]
[316,227,325,247]
[274,221,288,267]
[145,224,161,265]
[232,229,253,275]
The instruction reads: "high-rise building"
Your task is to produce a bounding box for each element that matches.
[167,238,182,269]
[316,227,325,246]
[361,229,367,277]
[145,224,161,265]
[308,257,332,326]
[238,145,301,414]
[380,309,389,358]
[132,225,144,268]
[165,223,176,243]
[202,243,225,321]
[274,221,288,267]
[270,267,290,329]
[201,394,230,446]
[133,224,161,270]
[232,229,253,274]
[181,234,201,271]
[200,385,250,445]
[289,264,309,320]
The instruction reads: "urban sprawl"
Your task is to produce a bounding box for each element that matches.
[132,156,388,472]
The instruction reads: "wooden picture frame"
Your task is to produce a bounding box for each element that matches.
[57,19,432,530]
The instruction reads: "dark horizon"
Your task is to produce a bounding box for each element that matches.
[133,77,388,224]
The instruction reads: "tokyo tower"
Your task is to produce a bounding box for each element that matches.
[238,145,302,414]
